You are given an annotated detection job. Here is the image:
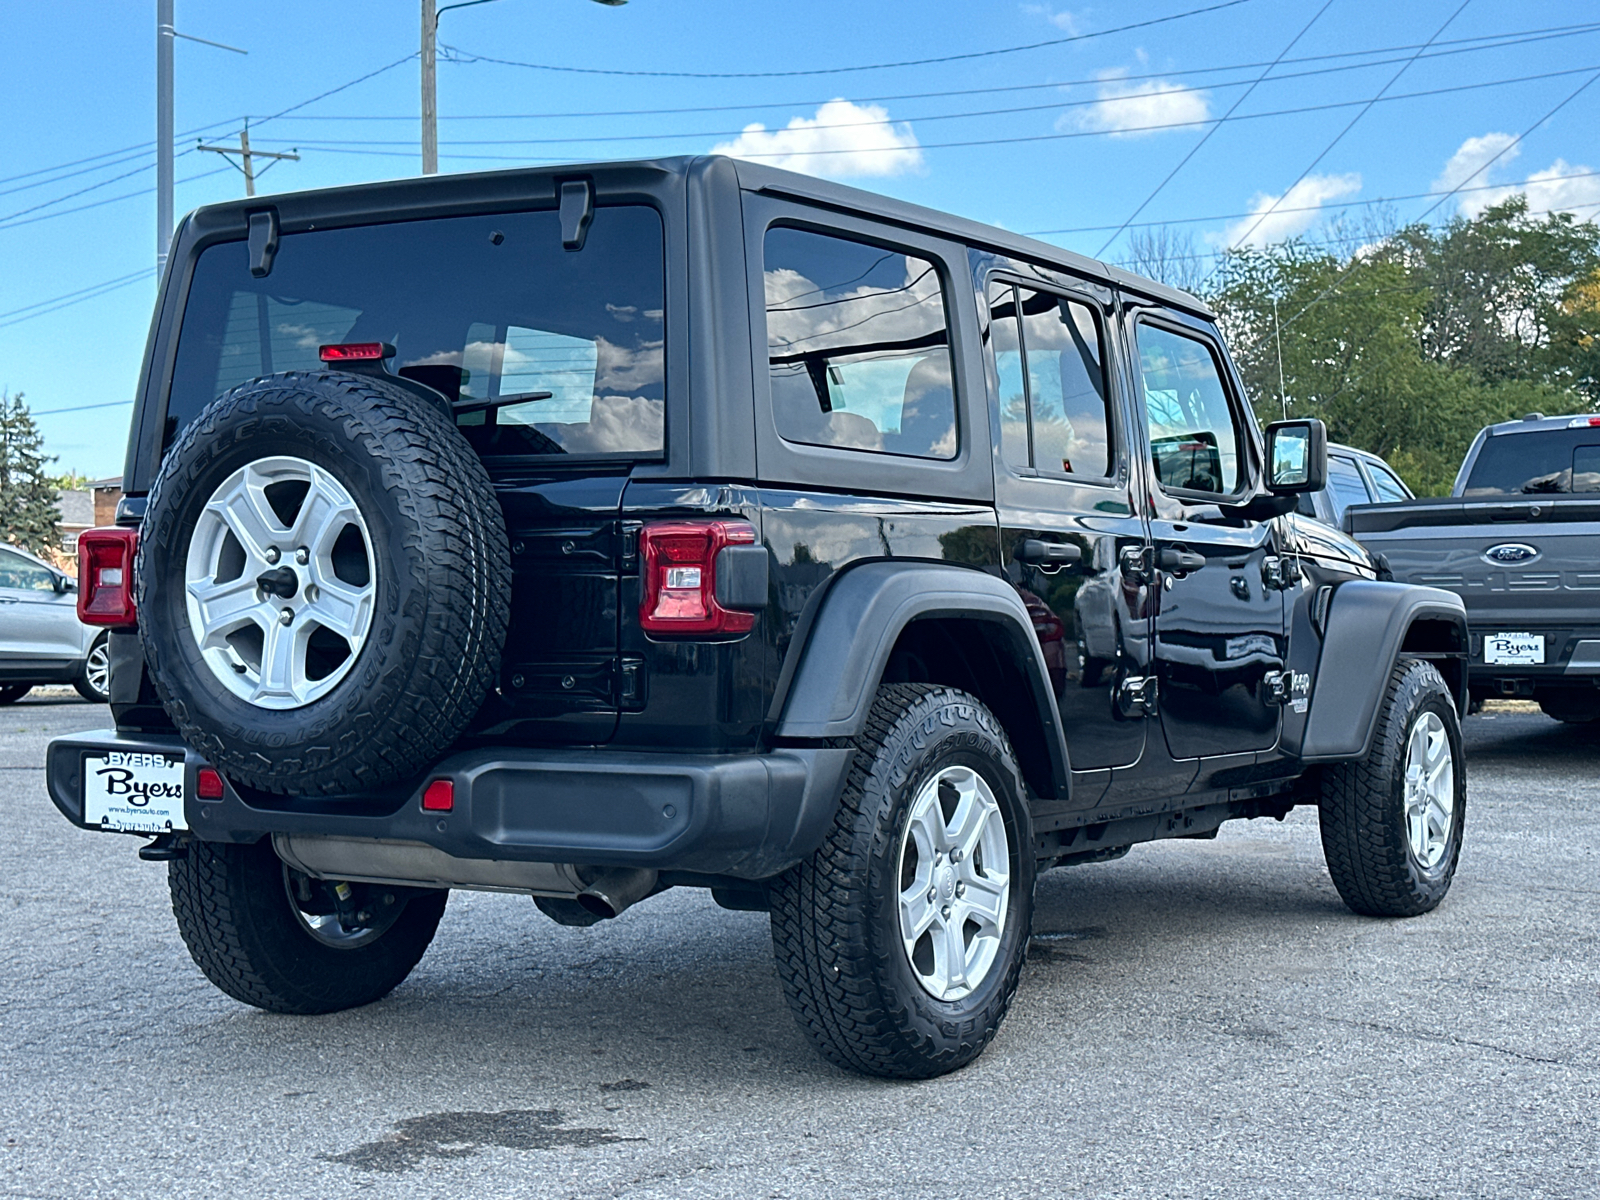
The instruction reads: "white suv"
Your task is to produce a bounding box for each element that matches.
[0,543,109,704]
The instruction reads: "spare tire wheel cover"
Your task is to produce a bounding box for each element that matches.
[138,370,511,795]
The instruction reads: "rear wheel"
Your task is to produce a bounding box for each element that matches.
[74,632,110,703]
[168,838,447,1014]
[769,683,1034,1078]
[1319,658,1464,917]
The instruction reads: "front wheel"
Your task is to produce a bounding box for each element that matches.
[168,838,447,1014]
[768,684,1034,1079]
[1319,658,1465,917]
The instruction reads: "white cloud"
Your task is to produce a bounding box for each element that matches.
[1061,73,1210,138]
[1433,132,1600,219]
[1218,173,1363,249]
[711,99,923,179]
[1021,3,1085,33]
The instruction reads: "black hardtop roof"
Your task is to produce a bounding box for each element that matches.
[179,154,1212,319]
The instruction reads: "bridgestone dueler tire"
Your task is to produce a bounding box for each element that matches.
[768,683,1035,1079]
[139,371,510,795]
[168,838,448,1014]
[1319,658,1465,917]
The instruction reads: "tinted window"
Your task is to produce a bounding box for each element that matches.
[1463,429,1600,495]
[988,281,1111,478]
[1368,461,1410,502]
[0,547,54,592]
[764,227,956,459]
[168,206,666,458]
[1326,455,1374,518]
[1137,324,1240,495]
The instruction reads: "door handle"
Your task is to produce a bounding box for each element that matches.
[1017,539,1082,567]
[1158,548,1206,573]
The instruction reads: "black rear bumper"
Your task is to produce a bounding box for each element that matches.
[1468,629,1600,694]
[46,729,852,881]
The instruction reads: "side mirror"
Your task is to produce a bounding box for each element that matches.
[1264,418,1327,495]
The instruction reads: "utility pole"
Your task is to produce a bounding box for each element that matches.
[421,0,627,176]
[157,0,173,273]
[198,123,300,197]
[422,0,438,175]
[155,4,247,272]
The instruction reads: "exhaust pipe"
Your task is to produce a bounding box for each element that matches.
[576,868,659,919]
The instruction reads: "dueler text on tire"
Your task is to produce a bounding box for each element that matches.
[769,683,1035,1079]
[168,838,448,1014]
[138,370,511,795]
[1319,657,1465,917]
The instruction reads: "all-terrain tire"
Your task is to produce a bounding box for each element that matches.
[1319,658,1465,917]
[168,837,448,1014]
[139,370,510,795]
[769,683,1035,1079]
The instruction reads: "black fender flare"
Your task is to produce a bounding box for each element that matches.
[771,561,1072,796]
[1296,580,1468,762]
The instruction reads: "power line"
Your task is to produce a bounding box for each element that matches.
[0,271,157,332]
[248,63,1600,157]
[25,400,137,417]
[1025,170,1600,235]
[0,270,156,323]
[262,21,1600,122]
[439,0,1254,79]
[1216,0,1474,263]
[1094,0,1335,257]
[1266,68,1600,343]
[0,166,232,234]
[0,116,242,191]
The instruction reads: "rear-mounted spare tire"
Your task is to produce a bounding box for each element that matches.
[139,370,511,795]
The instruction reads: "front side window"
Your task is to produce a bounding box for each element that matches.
[0,547,54,592]
[1137,323,1242,496]
[1368,462,1410,502]
[764,226,956,460]
[169,205,666,458]
[1326,455,1374,518]
[987,281,1111,478]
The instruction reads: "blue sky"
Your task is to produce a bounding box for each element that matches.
[3,0,1597,479]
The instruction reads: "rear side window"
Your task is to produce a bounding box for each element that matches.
[167,205,666,458]
[987,281,1111,478]
[763,226,956,460]
[1368,461,1410,502]
[1326,455,1374,518]
[1136,323,1241,495]
[1462,430,1600,495]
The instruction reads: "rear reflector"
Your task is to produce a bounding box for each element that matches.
[196,768,225,800]
[422,779,455,812]
[77,527,139,627]
[319,342,395,362]
[639,520,757,637]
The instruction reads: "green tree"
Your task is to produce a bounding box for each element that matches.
[1209,204,1598,495]
[0,391,62,555]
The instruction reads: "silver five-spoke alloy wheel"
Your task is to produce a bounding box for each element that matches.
[84,635,110,697]
[184,456,376,710]
[897,765,1012,1001]
[1404,710,1455,870]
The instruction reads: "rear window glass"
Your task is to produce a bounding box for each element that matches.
[1461,430,1600,495]
[763,226,956,460]
[167,205,665,458]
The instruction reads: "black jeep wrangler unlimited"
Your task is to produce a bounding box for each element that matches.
[49,157,1469,1079]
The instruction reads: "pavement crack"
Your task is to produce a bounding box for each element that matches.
[1315,1014,1586,1068]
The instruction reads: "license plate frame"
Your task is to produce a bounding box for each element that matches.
[82,750,188,834]
[1483,632,1544,666]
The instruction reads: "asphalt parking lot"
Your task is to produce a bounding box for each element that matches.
[1,695,1596,1200]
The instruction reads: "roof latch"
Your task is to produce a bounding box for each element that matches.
[248,209,279,278]
[559,180,593,251]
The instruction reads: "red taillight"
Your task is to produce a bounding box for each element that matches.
[639,520,757,637]
[196,768,225,800]
[319,342,395,362]
[78,527,138,627]
[422,779,454,812]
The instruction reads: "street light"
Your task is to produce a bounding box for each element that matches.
[421,0,627,176]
